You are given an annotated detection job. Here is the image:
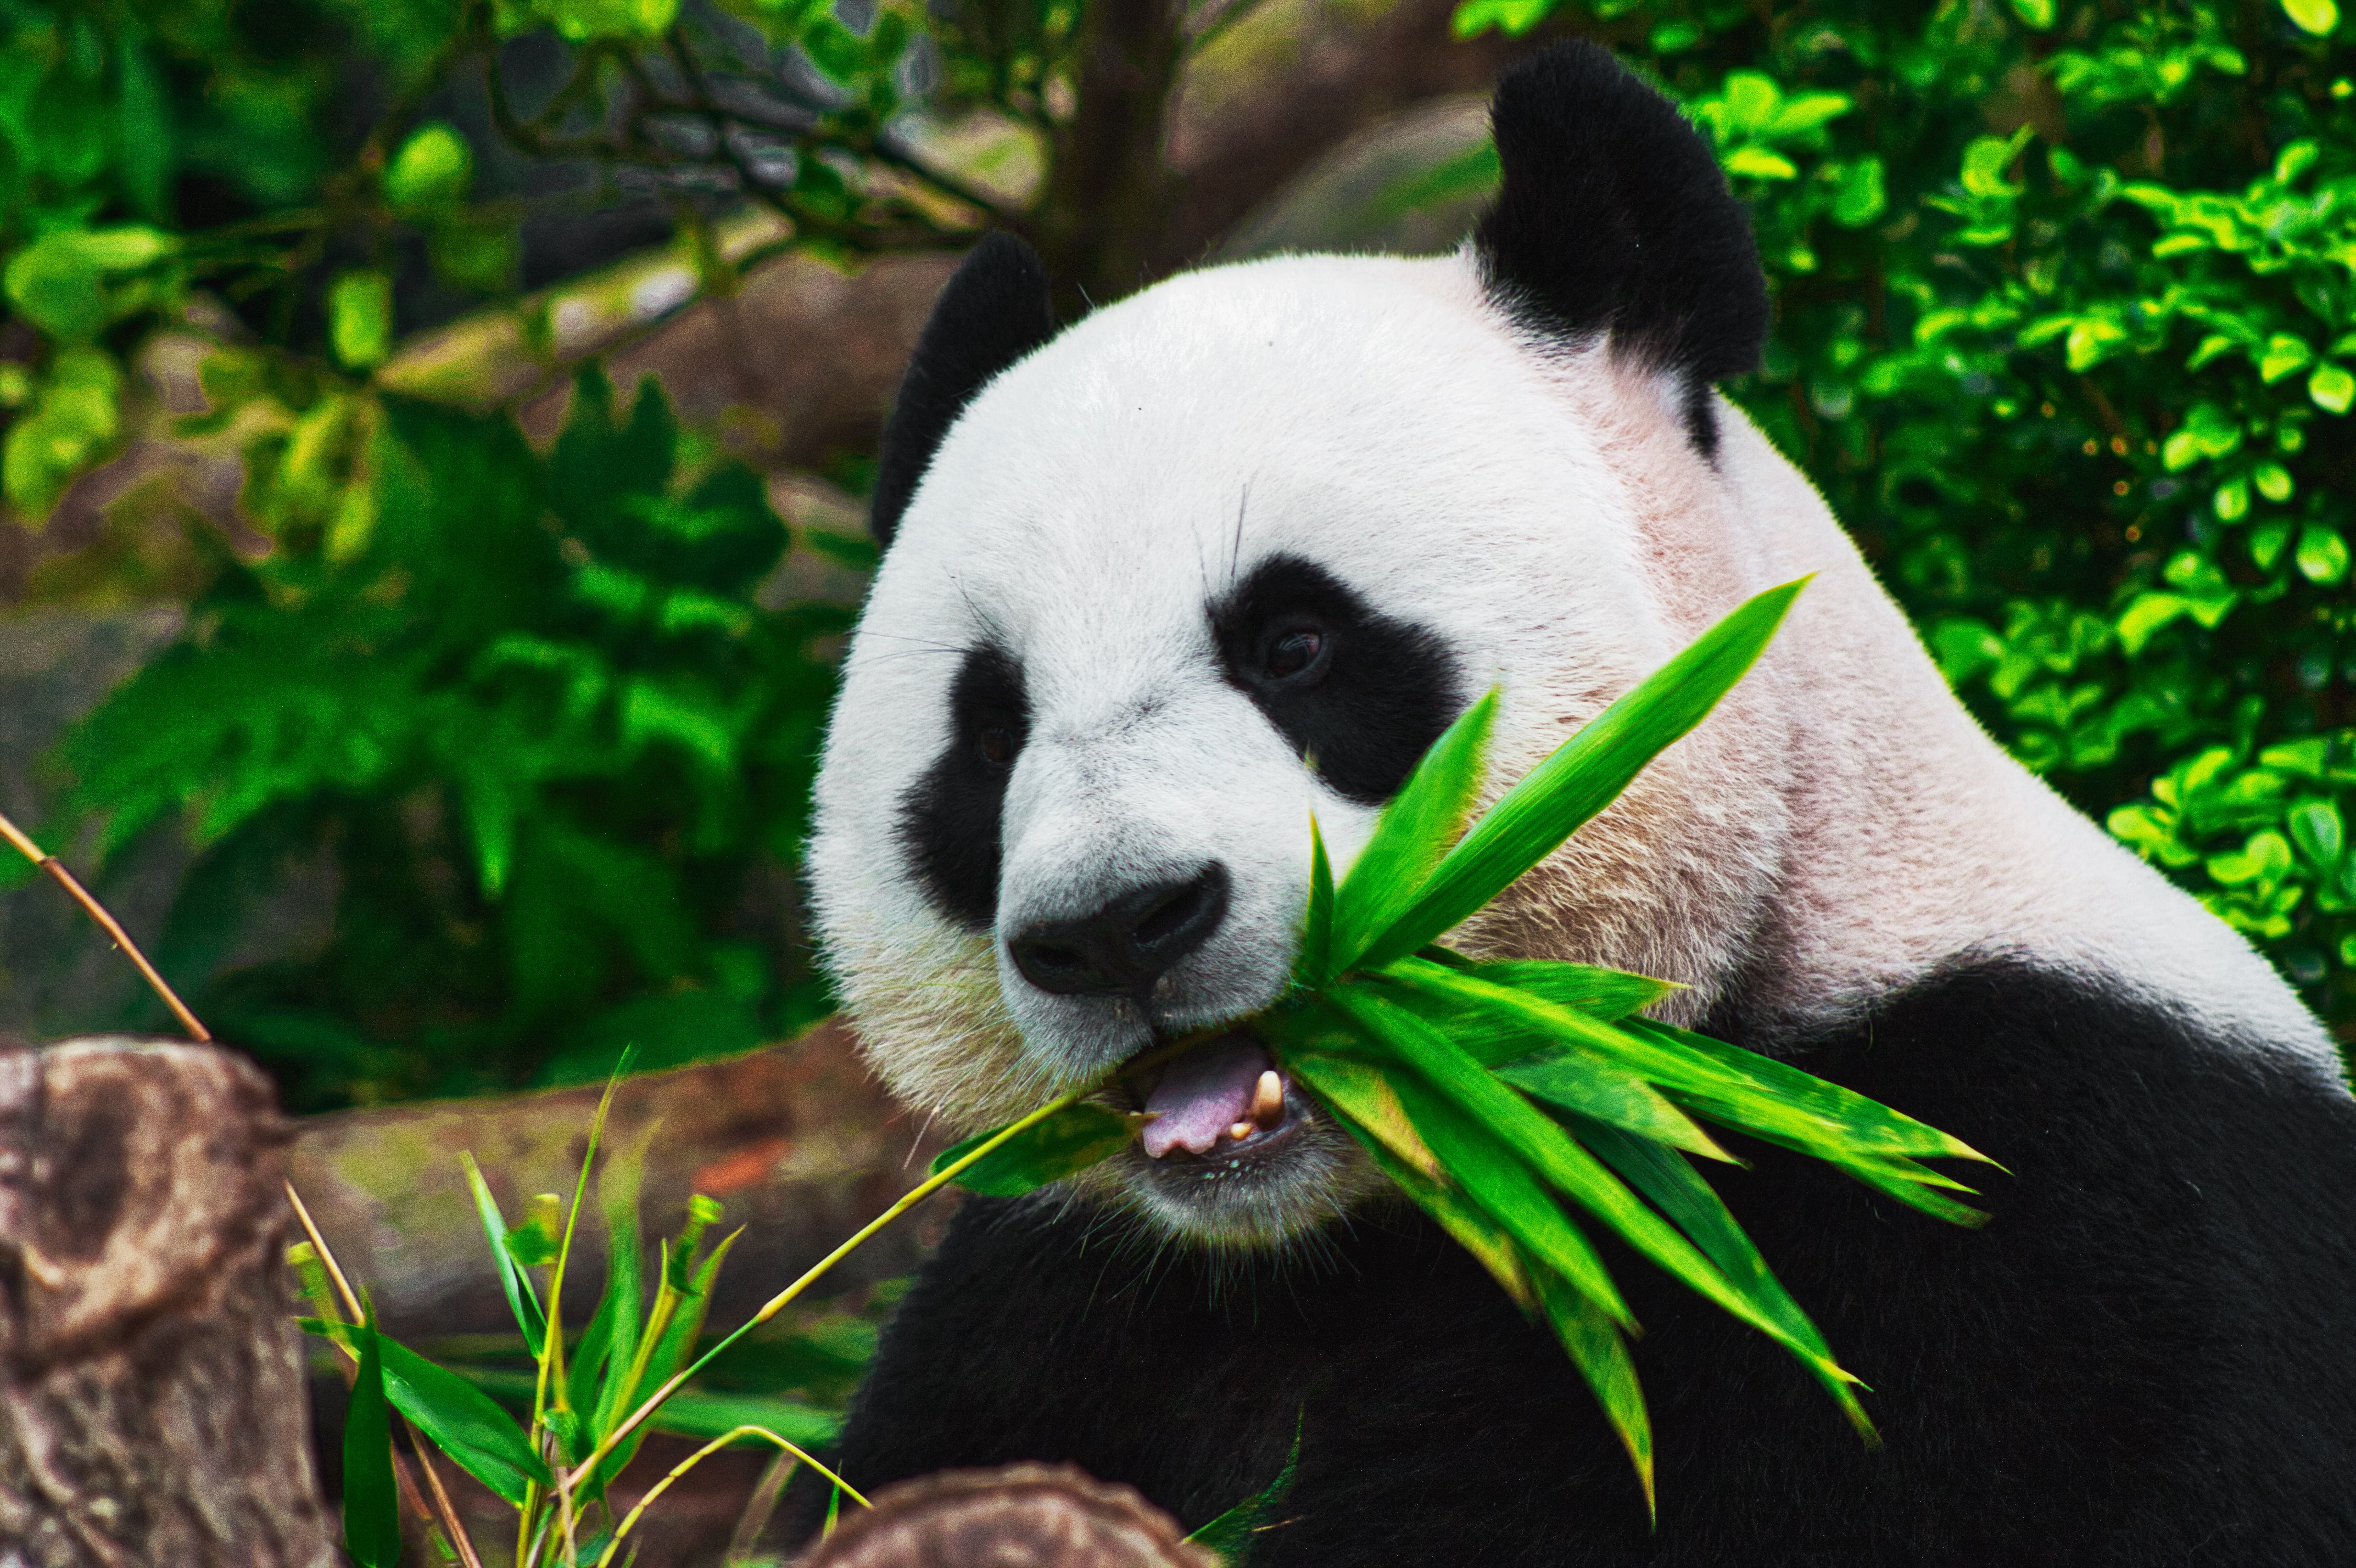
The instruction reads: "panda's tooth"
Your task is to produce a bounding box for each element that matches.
[1229,1120,1252,1141]
[1252,1071,1284,1128]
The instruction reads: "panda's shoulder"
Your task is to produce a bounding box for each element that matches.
[1761,959,2356,1225]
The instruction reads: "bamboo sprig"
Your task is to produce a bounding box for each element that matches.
[0,807,210,1041]
[595,1427,867,1568]
[288,1180,482,1560]
[556,1079,1097,1512]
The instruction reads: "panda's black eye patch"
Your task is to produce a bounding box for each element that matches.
[898,644,1029,929]
[1212,554,1460,806]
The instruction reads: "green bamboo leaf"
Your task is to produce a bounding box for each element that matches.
[621,1387,840,1448]
[1359,582,1806,969]
[303,1319,554,1504]
[1829,1154,1992,1227]
[1187,1410,1303,1566]
[598,1224,745,1487]
[1494,1048,1733,1162]
[580,1135,650,1454]
[1392,960,1985,1164]
[448,1343,833,1453]
[1286,1045,1443,1181]
[1457,959,1678,1025]
[1298,814,1336,984]
[1378,1065,1633,1328]
[1353,1132,1536,1309]
[1616,1017,1991,1165]
[564,1282,620,1450]
[1331,983,1856,1387]
[461,1151,546,1356]
[931,1102,1134,1196]
[1331,688,1499,971]
[1529,1263,1653,1514]
[1572,1119,1870,1438]
[340,1302,403,1568]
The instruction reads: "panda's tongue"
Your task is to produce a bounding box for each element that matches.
[1142,1037,1273,1158]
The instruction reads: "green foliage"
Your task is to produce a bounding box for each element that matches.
[942,585,1991,1505]
[1443,0,2356,1034]
[340,1297,404,1568]
[296,1073,864,1566]
[52,368,850,1106]
[1185,1414,1302,1565]
[0,0,1021,519]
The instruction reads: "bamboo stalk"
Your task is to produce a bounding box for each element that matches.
[0,808,210,1042]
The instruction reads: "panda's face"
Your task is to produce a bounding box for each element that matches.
[808,254,1693,1246]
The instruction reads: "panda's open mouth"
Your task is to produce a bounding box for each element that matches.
[1122,1033,1302,1164]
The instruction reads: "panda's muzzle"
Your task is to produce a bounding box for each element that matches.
[1006,863,1230,1001]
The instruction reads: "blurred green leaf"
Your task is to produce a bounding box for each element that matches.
[329,270,393,371]
[340,1302,404,1568]
[934,1102,1135,1196]
[386,121,472,210]
[2282,0,2339,35]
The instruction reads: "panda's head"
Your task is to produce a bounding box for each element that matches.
[808,43,1782,1247]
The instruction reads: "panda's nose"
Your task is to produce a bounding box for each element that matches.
[1008,864,1231,999]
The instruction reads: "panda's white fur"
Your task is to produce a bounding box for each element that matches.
[808,246,2335,1242]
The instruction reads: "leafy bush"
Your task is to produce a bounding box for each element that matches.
[21,370,856,1106]
[1452,0,2356,1037]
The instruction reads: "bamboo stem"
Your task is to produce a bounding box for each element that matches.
[595,1427,867,1568]
[0,808,210,1042]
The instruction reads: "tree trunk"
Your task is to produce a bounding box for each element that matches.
[0,1037,335,1567]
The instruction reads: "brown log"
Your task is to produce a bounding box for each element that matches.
[286,1017,949,1342]
[0,1037,334,1567]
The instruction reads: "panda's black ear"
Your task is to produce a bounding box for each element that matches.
[870,232,1057,549]
[1475,42,1767,456]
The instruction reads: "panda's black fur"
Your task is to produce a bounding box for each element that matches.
[800,40,2356,1564]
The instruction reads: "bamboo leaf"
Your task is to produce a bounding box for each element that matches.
[1373,960,1680,1069]
[1359,582,1806,969]
[1298,814,1336,984]
[566,1280,621,1450]
[303,1319,554,1504]
[1378,1065,1633,1329]
[1457,959,1679,1026]
[1616,1017,1992,1165]
[1354,1133,1535,1310]
[1286,1045,1443,1181]
[1331,982,1856,1387]
[1187,1410,1303,1566]
[1530,1263,1654,1516]
[582,1133,650,1459]
[931,1102,1133,1196]
[339,1301,403,1568]
[461,1151,546,1357]
[1829,1154,1992,1227]
[1331,687,1499,972]
[598,1223,746,1486]
[1393,960,1984,1163]
[1495,1049,1734,1163]
[1571,1119,1871,1438]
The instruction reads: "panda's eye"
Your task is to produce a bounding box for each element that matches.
[1263,626,1328,683]
[977,725,1019,767]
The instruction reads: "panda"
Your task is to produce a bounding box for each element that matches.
[800,41,2356,1565]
